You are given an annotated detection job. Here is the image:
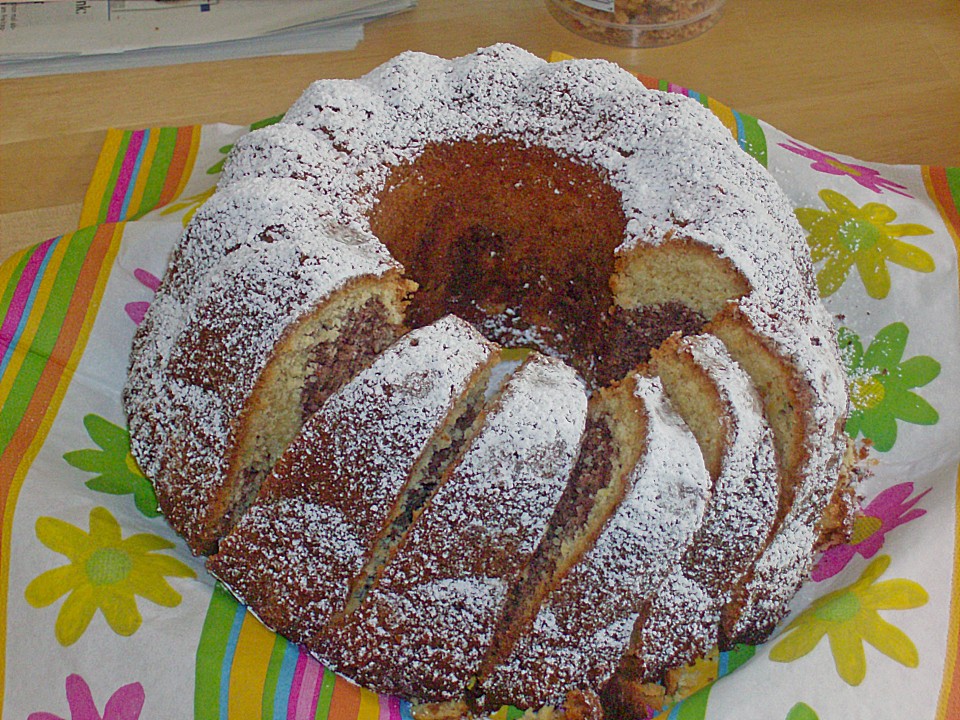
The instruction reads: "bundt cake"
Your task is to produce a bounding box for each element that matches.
[123,44,855,719]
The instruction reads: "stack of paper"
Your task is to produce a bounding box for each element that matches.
[0,0,416,78]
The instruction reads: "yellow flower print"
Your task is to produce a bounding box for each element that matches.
[24,507,196,646]
[769,555,927,685]
[795,189,934,299]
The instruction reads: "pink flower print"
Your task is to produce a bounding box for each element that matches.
[28,674,145,720]
[780,140,912,197]
[813,482,931,581]
[124,268,161,325]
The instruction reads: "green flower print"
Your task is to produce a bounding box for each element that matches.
[839,323,940,452]
[796,189,934,299]
[785,703,819,720]
[64,415,158,518]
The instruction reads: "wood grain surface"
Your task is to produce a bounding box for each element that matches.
[2,0,958,262]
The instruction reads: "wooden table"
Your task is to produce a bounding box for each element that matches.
[2,0,958,264]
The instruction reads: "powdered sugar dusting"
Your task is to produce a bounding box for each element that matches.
[317,353,588,702]
[723,296,850,639]
[632,334,778,679]
[680,334,779,575]
[483,375,711,707]
[208,316,498,642]
[220,44,822,333]
[211,497,366,644]
[123,177,401,552]
[264,315,497,522]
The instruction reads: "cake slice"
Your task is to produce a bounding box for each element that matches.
[123,177,414,555]
[477,373,711,712]
[609,333,779,693]
[313,353,588,702]
[206,315,500,645]
[707,296,851,645]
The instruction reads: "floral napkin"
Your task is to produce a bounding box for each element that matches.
[1,56,958,720]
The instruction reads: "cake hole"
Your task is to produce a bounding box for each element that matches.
[369,137,708,390]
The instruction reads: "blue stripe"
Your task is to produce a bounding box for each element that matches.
[273,641,301,719]
[718,648,730,677]
[219,603,247,720]
[734,111,747,153]
[690,89,711,111]
[399,699,415,720]
[0,237,57,378]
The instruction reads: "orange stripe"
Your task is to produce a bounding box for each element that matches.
[157,126,199,209]
[0,222,122,693]
[926,166,960,240]
[0,230,105,489]
[633,71,660,90]
[327,673,362,720]
[0,222,119,540]
[174,126,201,200]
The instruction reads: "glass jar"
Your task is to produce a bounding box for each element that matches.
[546,0,725,48]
